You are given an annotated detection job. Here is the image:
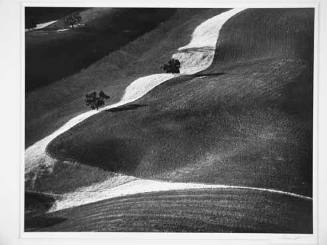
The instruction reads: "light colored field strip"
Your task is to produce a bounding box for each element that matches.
[35,20,57,30]
[26,20,58,32]
[57,28,69,32]
[49,178,312,212]
[25,8,311,214]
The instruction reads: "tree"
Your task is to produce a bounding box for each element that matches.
[99,91,110,99]
[85,91,110,110]
[162,58,181,73]
[26,17,37,30]
[64,12,82,29]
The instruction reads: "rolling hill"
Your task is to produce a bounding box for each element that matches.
[25,8,314,233]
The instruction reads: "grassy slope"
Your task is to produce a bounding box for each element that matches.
[47,9,314,196]
[25,8,175,92]
[26,9,228,193]
[25,7,84,25]
[25,188,312,233]
[25,160,116,194]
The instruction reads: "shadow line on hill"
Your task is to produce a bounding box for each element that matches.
[25,215,67,231]
[106,104,147,112]
[194,72,225,77]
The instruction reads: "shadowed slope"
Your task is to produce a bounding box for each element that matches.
[25,191,56,216]
[47,8,314,196]
[208,8,314,67]
[25,188,312,233]
[25,8,175,92]
[25,7,84,26]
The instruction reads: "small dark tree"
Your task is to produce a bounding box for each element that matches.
[64,12,82,29]
[85,91,110,110]
[26,17,37,30]
[99,90,110,99]
[162,58,181,73]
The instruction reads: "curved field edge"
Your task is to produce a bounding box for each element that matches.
[47,8,314,196]
[25,188,312,233]
[48,178,311,213]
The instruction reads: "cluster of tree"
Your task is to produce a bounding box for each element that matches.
[85,91,110,110]
[26,17,37,30]
[162,58,181,73]
[64,12,82,29]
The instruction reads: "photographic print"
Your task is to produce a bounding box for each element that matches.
[24,7,314,233]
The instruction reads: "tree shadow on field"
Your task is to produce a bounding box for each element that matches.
[194,72,225,77]
[106,104,147,112]
[155,72,226,90]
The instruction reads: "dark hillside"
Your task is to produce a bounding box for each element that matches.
[25,191,56,216]
[25,8,175,92]
[47,9,314,196]
[25,7,85,26]
[208,8,314,67]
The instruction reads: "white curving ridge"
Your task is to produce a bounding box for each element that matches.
[25,20,58,32]
[25,8,311,213]
[35,20,57,30]
[49,179,311,212]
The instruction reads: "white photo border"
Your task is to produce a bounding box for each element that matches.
[16,0,320,244]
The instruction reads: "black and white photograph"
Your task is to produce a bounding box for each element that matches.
[3,0,327,242]
[22,6,316,233]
